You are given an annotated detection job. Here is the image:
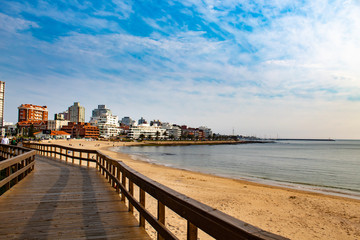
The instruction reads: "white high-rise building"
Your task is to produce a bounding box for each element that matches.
[0,82,4,136]
[120,116,135,126]
[92,105,112,118]
[90,111,120,138]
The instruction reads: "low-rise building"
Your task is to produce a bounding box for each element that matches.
[17,120,48,136]
[34,130,71,140]
[48,120,70,131]
[161,123,181,140]
[61,122,99,139]
[3,122,16,136]
[128,124,166,140]
[199,126,212,139]
[54,111,69,120]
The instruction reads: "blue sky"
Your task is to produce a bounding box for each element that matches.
[1,0,360,138]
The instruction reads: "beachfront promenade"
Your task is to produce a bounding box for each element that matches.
[0,143,288,240]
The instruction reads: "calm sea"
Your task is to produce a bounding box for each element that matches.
[114,140,360,199]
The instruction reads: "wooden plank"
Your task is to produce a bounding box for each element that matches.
[0,155,150,240]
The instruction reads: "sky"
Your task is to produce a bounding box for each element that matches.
[1,0,360,139]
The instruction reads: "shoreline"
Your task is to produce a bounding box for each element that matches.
[129,140,274,146]
[113,146,360,201]
[44,139,360,239]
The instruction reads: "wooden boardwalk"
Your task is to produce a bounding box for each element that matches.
[0,155,150,240]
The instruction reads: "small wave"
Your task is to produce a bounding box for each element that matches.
[162,153,176,156]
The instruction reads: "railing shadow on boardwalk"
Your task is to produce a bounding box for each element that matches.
[0,152,150,239]
[20,142,289,240]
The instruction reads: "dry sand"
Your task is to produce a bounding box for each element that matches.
[47,139,360,240]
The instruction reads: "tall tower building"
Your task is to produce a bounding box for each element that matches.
[68,102,85,123]
[0,81,4,136]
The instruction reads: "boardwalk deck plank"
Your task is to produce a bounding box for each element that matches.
[0,156,150,240]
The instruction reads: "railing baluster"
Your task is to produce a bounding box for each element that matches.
[72,150,75,164]
[158,201,165,240]
[112,164,116,188]
[140,189,146,227]
[121,172,126,202]
[128,180,134,213]
[187,221,198,240]
[116,166,120,194]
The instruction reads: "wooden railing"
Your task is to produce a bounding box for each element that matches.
[0,144,36,195]
[24,142,288,240]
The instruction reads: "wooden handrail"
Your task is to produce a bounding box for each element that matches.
[0,144,36,195]
[23,142,288,240]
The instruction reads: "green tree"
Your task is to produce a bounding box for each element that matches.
[162,131,167,140]
[29,124,35,138]
[155,131,160,140]
[139,134,145,141]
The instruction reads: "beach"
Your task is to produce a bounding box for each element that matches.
[46,139,360,240]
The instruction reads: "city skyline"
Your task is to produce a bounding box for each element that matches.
[1,1,360,139]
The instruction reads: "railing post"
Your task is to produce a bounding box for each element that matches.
[158,202,165,240]
[79,152,82,166]
[65,149,68,162]
[13,163,18,184]
[31,155,35,172]
[87,152,90,167]
[187,221,198,240]
[72,150,75,164]
[5,167,10,191]
[128,181,134,213]
[140,189,146,227]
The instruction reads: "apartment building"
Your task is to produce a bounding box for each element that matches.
[61,122,99,139]
[90,111,120,138]
[68,102,85,123]
[120,116,135,126]
[48,120,70,131]
[128,124,166,140]
[0,81,4,136]
[161,123,181,140]
[18,104,48,122]
[92,105,112,118]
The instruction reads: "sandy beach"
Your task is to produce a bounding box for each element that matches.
[46,139,360,240]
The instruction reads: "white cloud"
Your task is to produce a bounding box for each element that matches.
[0,13,39,33]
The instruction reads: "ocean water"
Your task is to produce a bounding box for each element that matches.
[115,140,360,199]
